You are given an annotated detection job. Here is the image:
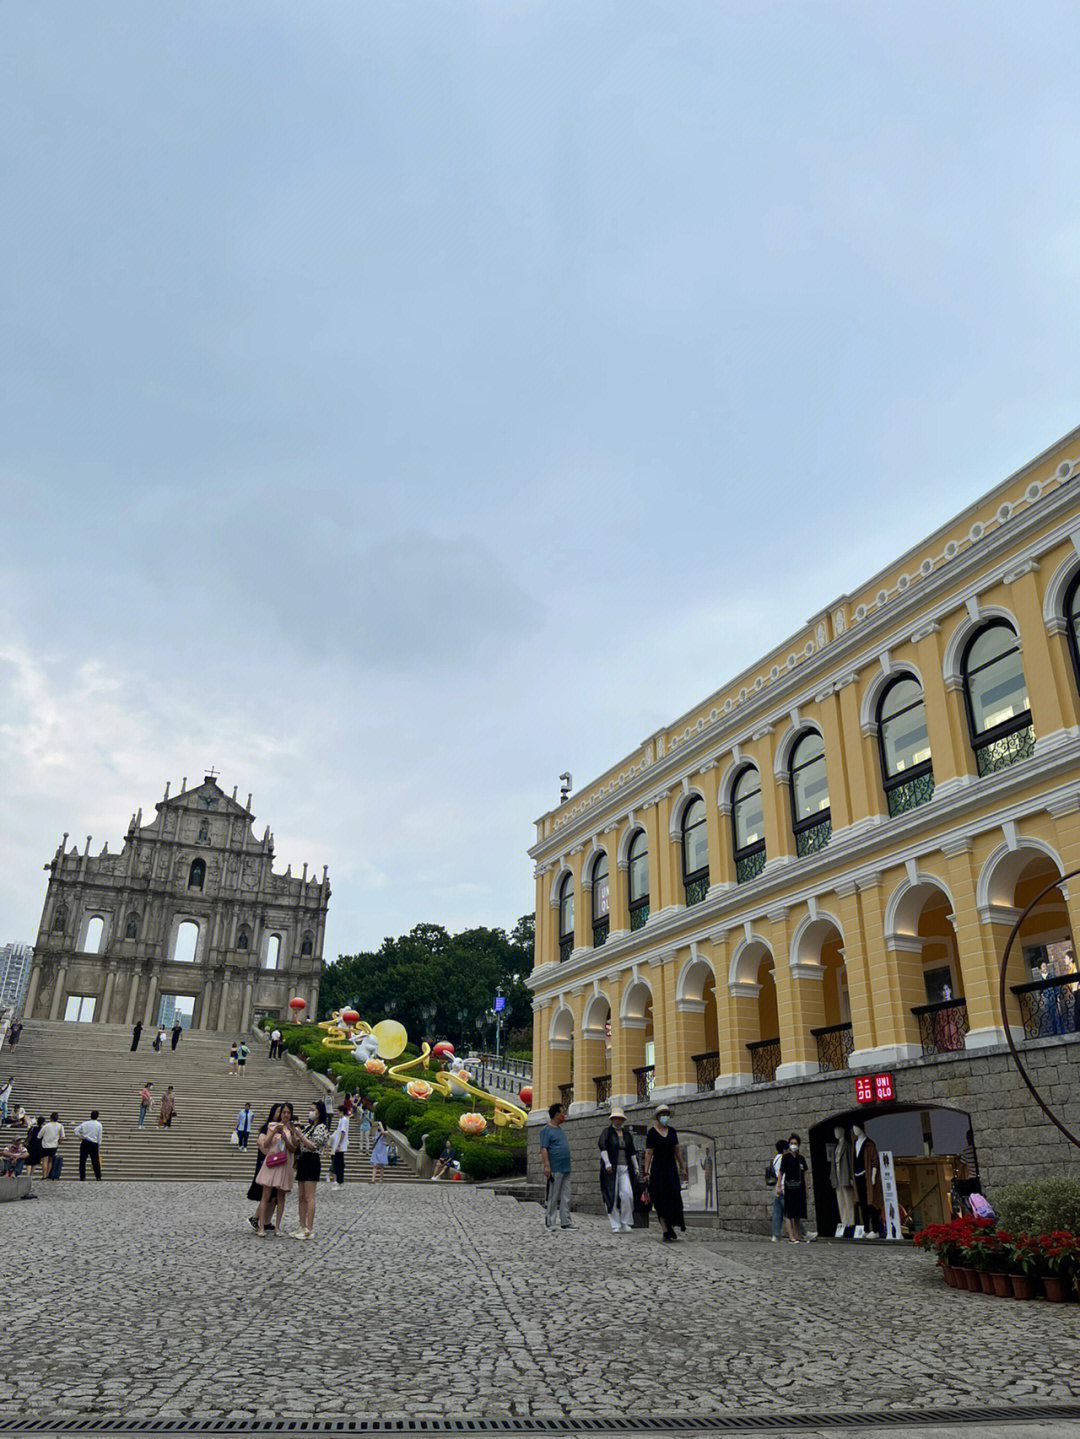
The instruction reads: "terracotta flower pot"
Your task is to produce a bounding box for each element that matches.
[979,1271,996,1295]
[991,1272,1012,1298]
[958,1267,979,1291]
[942,1265,957,1287]
[1011,1274,1036,1300]
[1043,1276,1067,1303]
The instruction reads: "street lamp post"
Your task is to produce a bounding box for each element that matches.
[494,985,504,1065]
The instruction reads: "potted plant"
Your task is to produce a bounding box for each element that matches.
[1036,1232,1080,1303]
[1008,1236,1043,1300]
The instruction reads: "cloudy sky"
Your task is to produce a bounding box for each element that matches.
[3,2,1080,958]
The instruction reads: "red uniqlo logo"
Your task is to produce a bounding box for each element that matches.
[855,1076,874,1104]
[873,1072,895,1101]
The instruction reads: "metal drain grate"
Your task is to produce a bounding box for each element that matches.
[3,1403,1080,1434]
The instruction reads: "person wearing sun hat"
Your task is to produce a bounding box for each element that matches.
[597,1107,639,1233]
[642,1103,688,1241]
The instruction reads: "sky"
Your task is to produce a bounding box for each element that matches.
[3,1,1080,959]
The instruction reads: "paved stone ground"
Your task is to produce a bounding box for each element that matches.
[4,1183,1080,1427]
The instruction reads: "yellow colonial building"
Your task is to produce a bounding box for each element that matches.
[528,428,1080,1231]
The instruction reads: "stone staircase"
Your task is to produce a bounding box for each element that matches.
[0,1019,425,1184]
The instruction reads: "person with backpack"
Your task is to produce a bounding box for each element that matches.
[777,1133,810,1243]
[767,1139,787,1241]
[236,1040,250,1076]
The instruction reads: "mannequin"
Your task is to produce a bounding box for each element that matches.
[851,1124,880,1238]
[829,1125,856,1236]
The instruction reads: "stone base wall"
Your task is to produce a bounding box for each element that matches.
[528,1033,1080,1232]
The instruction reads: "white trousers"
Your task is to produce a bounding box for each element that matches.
[608,1163,634,1230]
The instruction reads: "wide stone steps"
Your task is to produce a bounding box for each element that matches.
[0,1020,427,1183]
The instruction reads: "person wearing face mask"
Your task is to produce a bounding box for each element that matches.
[643,1104,688,1242]
[777,1133,810,1243]
[597,1108,639,1233]
[291,1100,331,1239]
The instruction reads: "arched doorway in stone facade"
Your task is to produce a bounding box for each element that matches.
[548,1005,574,1108]
[791,915,849,1071]
[581,991,613,1107]
[983,845,1077,1039]
[620,978,655,1103]
[677,953,720,1090]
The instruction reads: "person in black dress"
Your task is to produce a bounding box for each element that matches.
[130,1022,142,1052]
[777,1132,809,1243]
[643,1104,688,1242]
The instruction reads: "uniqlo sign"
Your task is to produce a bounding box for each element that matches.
[855,1073,894,1104]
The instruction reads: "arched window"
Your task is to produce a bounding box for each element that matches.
[198,822,210,842]
[188,858,206,891]
[732,766,766,883]
[590,853,610,947]
[962,621,1034,775]
[790,731,831,856]
[124,914,138,940]
[84,916,104,954]
[877,675,935,815]
[628,829,649,931]
[52,903,67,933]
[300,932,314,956]
[1064,574,1080,697]
[681,797,709,906]
[557,874,574,963]
[237,928,250,950]
[265,934,281,970]
[174,921,199,964]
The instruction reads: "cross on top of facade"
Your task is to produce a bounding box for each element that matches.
[206,766,220,781]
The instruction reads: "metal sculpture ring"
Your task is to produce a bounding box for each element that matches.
[999,864,1080,1151]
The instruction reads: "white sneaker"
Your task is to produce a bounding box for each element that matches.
[620,1224,633,1232]
[770,1235,778,1242]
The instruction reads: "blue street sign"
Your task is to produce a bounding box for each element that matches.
[494,996,506,1012]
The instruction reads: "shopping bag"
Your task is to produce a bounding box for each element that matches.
[230,1130,240,1146]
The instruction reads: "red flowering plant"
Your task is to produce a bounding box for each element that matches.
[913,1215,981,1267]
[1034,1232,1080,1279]
[1008,1234,1045,1279]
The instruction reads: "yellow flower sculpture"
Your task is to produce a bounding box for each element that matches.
[405,1079,433,1101]
[458,1112,487,1136]
[365,1058,387,1075]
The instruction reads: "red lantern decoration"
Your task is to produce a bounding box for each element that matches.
[431,1041,455,1059]
[341,1008,360,1026]
[519,1085,533,1107]
[288,997,306,1013]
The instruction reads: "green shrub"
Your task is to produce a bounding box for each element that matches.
[994,1178,1080,1235]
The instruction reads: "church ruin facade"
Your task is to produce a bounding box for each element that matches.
[23,774,329,1031]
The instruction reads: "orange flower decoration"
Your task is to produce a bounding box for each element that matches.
[364,1058,387,1075]
[458,1112,487,1135]
[406,1079,433,1101]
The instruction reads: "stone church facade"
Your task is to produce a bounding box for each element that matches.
[23,775,329,1032]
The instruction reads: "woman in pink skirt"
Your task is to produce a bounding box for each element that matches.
[254,1103,297,1236]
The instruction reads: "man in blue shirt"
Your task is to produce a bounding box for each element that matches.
[540,1102,573,1231]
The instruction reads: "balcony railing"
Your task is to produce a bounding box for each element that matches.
[684,876,710,907]
[1011,974,1080,1039]
[629,902,649,932]
[592,917,609,948]
[692,1050,721,1091]
[975,722,1035,777]
[747,1037,781,1084]
[558,936,573,963]
[886,770,936,817]
[795,817,831,858]
[558,1082,574,1109]
[633,1065,655,1102]
[812,1021,854,1072]
[735,847,766,884]
[593,1074,612,1107]
[912,997,968,1054]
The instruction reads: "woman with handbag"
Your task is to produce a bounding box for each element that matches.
[246,1103,281,1229]
[643,1104,688,1242]
[777,1133,810,1243]
[254,1104,297,1236]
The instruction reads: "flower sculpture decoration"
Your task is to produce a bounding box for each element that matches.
[365,1057,387,1075]
[458,1112,487,1136]
[405,1079,433,1101]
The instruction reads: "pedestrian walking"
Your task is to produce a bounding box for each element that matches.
[152,1027,164,1053]
[130,1021,142,1052]
[7,1019,22,1051]
[358,1105,373,1154]
[236,1040,249,1075]
[228,1042,239,1075]
[158,1086,176,1127]
[269,1027,282,1060]
[329,1103,349,1187]
[170,1020,183,1051]
[247,1102,282,1229]
[598,1107,638,1233]
[369,1120,390,1183]
[291,1100,330,1237]
[137,1082,152,1128]
[25,1116,45,1175]
[540,1102,573,1231]
[39,1112,64,1180]
[767,1139,787,1241]
[0,1076,13,1124]
[777,1133,810,1243]
[75,1111,103,1180]
[235,1103,253,1149]
[254,1107,298,1236]
[643,1104,688,1243]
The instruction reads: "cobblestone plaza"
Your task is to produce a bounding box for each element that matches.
[4,1184,1080,1429]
